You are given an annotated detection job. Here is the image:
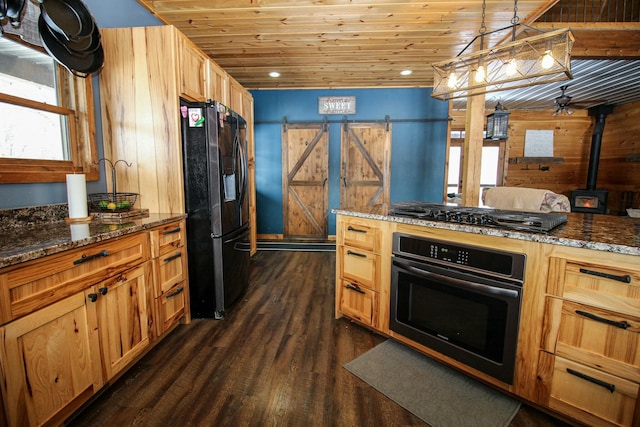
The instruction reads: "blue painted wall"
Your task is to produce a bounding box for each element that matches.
[0,0,161,209]
[252,89,449,236]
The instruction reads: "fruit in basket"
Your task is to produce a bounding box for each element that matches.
[107,202,117,210]
[98,200,109,208]
[116,200,131,209]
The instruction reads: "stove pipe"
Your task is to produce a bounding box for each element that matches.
[586,105,614,190]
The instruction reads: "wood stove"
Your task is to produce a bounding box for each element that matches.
[570,105,614,215]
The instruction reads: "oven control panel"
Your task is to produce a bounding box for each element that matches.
[430,245,469,265]
[393,232,525,282]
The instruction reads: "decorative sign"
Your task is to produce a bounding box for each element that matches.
[318,96,356,114]
[524,130,554,157]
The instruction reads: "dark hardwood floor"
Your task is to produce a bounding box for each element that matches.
[67,250,571,427]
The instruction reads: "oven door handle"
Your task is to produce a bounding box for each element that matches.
[394,258,519,299]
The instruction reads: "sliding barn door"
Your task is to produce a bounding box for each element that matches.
[341,122,392,208]
[282,123,329,239]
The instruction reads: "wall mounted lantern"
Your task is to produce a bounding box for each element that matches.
[486,101,510,140]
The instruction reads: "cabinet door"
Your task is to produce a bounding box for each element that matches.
[155,282,187,336]
[0,293,102,427]
[338,280,377,327]
[207,60,229,105]
[339,218,381,252]
[339,245,380,291]
[180,39,207,102]
[94,264,151,381]
[548,356,639,427]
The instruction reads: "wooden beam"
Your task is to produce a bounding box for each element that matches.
[531,23,640,59]
[461,90,486,207]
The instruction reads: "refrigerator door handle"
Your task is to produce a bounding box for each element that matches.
[236,132,248,208]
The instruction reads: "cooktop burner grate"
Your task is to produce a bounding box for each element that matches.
[389,202,567,232]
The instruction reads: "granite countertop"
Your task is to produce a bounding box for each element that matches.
[334,205,640,257]
[0,208,187,269]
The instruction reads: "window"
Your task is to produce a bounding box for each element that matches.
[0,35,98,183]
[447,133,506,204]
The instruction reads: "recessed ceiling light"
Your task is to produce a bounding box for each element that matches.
[400,70,413,76]
[269,71,281,78]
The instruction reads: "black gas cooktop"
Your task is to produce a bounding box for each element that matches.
[389,202,567,233]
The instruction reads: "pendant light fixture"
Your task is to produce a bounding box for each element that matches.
[431,0,574,101]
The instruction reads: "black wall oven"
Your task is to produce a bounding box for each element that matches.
[390,233,526,384]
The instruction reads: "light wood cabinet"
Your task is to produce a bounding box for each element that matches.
[93,263,151,381]
[539,256,640,426]
[179,37,208,102]
[228,77,245,115]
[0,233,147,325]
[0,222,190,426]
[99,25,256,254]
[149,220,189,337]
[335,216,382,328]
[206,59,229,105]
[0,290,103,427]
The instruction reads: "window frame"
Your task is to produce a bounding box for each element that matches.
[447,137,508,193]
[0,36,99,184]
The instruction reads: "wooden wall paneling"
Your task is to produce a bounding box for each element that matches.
[505,109,594,196]
[598,101,640,214]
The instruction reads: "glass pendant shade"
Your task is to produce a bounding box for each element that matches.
[432,28,574,101]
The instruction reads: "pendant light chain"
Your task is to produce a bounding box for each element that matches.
[479,0,487,49]
[511,0,519,25]
[480,0,487,36]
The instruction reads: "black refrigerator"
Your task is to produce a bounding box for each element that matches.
[180,98,250,319]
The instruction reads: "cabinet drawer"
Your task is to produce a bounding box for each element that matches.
[156,282,187,335]
[339,280,377,327]
[149,221,185,258]
[0,234,149,324]
[542,297,640,382]
[152,246,187,297]
[339,246,380,291]
[548,355,639,427]
[548,258,640,317]
[339,219,380,252]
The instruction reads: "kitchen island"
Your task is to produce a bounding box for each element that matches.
[334,204,640,427]
[0,205,190,427]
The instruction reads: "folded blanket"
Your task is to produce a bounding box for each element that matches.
[483,187,569,212]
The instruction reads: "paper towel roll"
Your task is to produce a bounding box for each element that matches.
[70,223,90,241]
[66,174,88,219]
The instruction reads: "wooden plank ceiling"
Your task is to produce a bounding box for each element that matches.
[136,0,559,89]
[136,0,640,110]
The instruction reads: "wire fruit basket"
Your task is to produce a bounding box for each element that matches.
[88,158,138,213]
[88,192,138,212]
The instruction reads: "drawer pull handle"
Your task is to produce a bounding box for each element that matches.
[347,250,366,258]
[98,287,108,295]
[166,286,184,299]
[162,227,181,235]
[73,250,110,265]
[163,252,182,263]
[87,293,98,303]
[347,226,367,233]
[575,310,630,329]
[579,268,631,284]
[345,284,365,294]
[566,368,616,393]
